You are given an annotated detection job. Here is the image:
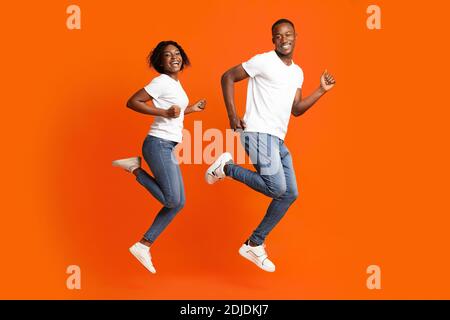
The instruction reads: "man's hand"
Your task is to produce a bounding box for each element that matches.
[191,99,207,112]
[320,70,336,92]
[165,105,181,118]
[229,116,246,131]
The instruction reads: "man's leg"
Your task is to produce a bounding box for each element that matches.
[220,133,296,272]
[248,142,299,245]
[225,132,287,199]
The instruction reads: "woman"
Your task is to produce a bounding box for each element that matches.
[113,40,206,274]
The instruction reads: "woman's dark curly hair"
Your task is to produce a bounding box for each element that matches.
[147,40,191,74]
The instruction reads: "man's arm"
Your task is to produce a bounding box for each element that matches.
[221,65,249,130]
[291,70,336,117]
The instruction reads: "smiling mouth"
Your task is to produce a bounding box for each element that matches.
[280,43,291,50]
[170,61,181,67]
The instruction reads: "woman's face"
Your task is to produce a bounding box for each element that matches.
[161,44,183,74]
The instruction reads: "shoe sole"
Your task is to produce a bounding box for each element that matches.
[112,157,140,167]
[205,153,232,184]
[112,157,141,172]
[239,247,275,272]
[205,163,222,184]
[129,246,156,274]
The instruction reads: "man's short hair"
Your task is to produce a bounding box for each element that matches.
[271,18,295,33]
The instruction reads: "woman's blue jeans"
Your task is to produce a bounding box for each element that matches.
[135,135,185,243]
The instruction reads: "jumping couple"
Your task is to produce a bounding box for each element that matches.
[112,19,336,273]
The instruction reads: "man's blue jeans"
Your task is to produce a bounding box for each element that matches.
[225,132,299,245]
[135,135,185,243]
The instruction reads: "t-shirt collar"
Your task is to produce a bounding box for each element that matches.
[272,50,294,67]
[161,73,180,83]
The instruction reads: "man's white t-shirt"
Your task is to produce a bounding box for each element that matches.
[144,73,189,143]
[241,50,304,141]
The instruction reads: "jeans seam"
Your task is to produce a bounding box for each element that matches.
[157,140,174,207]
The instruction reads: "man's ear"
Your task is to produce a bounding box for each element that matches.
[271,37,275,44]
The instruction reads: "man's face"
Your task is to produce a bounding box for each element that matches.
[272,23,296,56]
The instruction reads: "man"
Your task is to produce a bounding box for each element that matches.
[205,19,336,272]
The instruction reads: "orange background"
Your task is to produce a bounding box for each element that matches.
[1,0,450,299]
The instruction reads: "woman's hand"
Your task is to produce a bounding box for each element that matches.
[192,99,207,112]
[165,105,181,118]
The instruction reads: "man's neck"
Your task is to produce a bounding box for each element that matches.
[274,50,293,66]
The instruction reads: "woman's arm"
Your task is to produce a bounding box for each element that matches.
[185,99,207,115]
[126,88,180,118]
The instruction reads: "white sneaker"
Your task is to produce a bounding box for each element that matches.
[129,242,156,274]
[205,152,233,184]
[239,243,276,272]
[112,156,141,173]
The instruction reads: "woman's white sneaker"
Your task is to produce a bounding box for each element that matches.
[205,152,233,184]
[238,243,276,272]
[129,242,156,274]
[112,156,141,173]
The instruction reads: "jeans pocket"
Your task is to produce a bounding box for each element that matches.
[158,138,177,150]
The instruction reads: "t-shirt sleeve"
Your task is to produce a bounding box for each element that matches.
[297,67,304,89]
[242,53,266,78]
[144,76,164,99]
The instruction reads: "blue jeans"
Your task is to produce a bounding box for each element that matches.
[225,132,299,245]
[135,135,185,243]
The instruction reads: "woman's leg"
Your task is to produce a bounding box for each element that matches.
[136,135,185,243]
[142,156,185,243]
[134,136,181,207]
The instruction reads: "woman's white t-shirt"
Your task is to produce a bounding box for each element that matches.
[242,50,304,141]
[144,73,189,143]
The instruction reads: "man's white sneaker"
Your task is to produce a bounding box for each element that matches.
[112,156,141,173]
[205,152,233,184]
[129,242,156,274]
[238,243,276,272]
